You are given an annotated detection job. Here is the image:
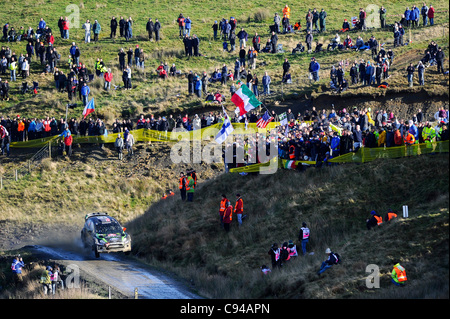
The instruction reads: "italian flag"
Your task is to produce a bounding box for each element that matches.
[231,81,261,116]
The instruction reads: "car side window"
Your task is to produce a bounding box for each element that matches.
[85,219,95,232]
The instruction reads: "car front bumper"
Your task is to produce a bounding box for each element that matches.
[96,242,131,253]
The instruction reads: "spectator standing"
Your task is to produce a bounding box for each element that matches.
[110,16,118,39]
[417,61,425,85]
[427,5,435,25]
[81,82,90,105]
[154,19,161,42]
[262,71,271,95]
[379,6,387,28]
[436,47,445,74]
[212,21,218,40]
[274,13,281,34]
[179,172,187,201]
[309,57,320,82]
[82,19,91,43]
[319,9,327,32]
[223,200,233,232]
[62,17,69,39]
[359,8,367,31]
[93,20,101,43]
[234,194,244,227]
[186,173,195,202]
[406,63,415,87]
[421,3,429,26]
[298,222,310,255]
[237,28,248,48]
[306,31,313,53]
[146,18,154,41]
[104,68,113,90]
[185,16,192,37]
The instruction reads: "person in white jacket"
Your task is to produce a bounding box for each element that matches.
[82,20,91,43]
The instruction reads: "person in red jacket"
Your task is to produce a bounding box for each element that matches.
[47,32,54,45]
[103,68,113,90]
[223,200,233,232]
[219,194,228,228]
[62,17,69,39]
[234,194,244,227]
[393,127,403,146]
[427,5,435,25]
[42,116,52,137]
[59,127,73,156]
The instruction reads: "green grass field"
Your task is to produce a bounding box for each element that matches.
[0,0,448,122]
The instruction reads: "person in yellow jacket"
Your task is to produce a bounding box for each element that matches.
[391,262,407,286]
[40,266,53,295]
[186,174,195,202]
[8,57,17,81]
[377,128,386,147]
[282,5,291,19]
[422,121,436,143]
[367,107,375,127]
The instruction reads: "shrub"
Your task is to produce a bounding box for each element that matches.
[254,9,270,23]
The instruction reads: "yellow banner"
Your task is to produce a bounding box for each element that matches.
[10,122,284,148]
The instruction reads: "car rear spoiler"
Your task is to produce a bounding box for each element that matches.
[85,212,110,220]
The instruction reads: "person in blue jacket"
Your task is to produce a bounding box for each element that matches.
[81,82,90,106]
[404,7,411,28]
[11,256,25,287]
[185,17,192,37]
[411,5,420,28]
[309,57,320,82]
[38,18,46,31]
[262,71,271,95]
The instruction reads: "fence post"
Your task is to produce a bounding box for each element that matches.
[48,140,52,158]
[15,169,18,181]
[0,176,2,189]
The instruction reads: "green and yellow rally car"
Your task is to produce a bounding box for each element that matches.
[81,212,131,258]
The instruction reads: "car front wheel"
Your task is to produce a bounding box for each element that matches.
[94,246,100,258]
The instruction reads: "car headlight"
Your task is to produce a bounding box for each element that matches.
[122,236,131,244]
[96,238,106,245]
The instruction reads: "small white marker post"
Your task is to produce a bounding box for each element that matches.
[403,205,409,218]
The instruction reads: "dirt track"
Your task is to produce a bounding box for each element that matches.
[27,242,202,299]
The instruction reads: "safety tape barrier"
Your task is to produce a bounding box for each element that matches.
[228,140,449,173]
[9,121,289,148]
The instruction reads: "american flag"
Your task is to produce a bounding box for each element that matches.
[256,111,274,128]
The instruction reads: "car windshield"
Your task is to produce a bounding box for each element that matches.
[95,223,123,235]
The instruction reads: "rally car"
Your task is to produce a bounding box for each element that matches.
[81,212,132,258]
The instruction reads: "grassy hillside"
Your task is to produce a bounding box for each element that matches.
[0,0,448,122]
[127,153,449,299]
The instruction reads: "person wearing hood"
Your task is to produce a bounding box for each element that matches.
[366,210,383,230]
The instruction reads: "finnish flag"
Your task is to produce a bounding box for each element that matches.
[215,114,234,144]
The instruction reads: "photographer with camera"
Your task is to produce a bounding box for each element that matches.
[11,255,25,288]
